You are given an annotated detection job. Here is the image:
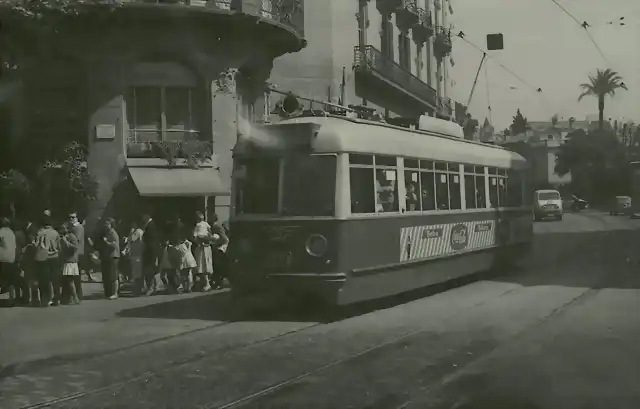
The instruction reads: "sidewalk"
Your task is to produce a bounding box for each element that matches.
[0,274,231,370]
[0,277,315,409]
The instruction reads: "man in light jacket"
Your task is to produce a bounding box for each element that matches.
[34,215,61,307]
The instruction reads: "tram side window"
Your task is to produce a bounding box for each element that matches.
[506,170,524,206]
[489,175,499,208]
[498,176,508,207]
[404,170,421,211]
[449,172,462,210]
[420,171,436,211]
[350,167,375,213]
[235,157,280,215]
[464,173,477,209]
[435,170,450,210]
[375,168,399,213]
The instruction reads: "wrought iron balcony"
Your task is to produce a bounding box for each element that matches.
[395,0,420,30]
[56,0,304,40]
[126,131,213,160]
[412,9,433,44]
[354,45,437,109]
[434,25,452,57]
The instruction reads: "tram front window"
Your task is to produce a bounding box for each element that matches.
[235,157,280,215]
[282,155,337,216]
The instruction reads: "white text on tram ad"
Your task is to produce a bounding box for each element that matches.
[422,228,444,239]
[474,222,492,233]
[399,221,497,262]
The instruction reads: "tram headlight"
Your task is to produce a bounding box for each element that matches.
[305,234,328,257]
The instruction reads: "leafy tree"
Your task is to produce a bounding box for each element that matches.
[36,141,98,217]
[555,129,629,202]
[0,169,30,219]
[509,109,530,136]
[578,68,627,131]
[1,0,119,75]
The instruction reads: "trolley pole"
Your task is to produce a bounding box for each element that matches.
[467,52,487,108]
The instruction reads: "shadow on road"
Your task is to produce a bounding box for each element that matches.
[493,226,640,290]
[116,270,502,324]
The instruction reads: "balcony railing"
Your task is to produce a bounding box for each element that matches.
[126,131,213,159]
[412,9,433,43]
[395,0,420,29]
[66,0,304,38]
[354,45,437,108]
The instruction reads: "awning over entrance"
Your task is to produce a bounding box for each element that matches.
[129,167,229,197]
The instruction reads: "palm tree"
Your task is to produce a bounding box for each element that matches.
[578,68,627,131]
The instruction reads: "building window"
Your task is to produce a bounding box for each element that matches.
[399,32,411,70]
[127,86,200,143]
[349,154,399,214]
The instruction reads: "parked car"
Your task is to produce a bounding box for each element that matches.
[533,189,563,221]
[610,196,632,216]
[563,194,589,212]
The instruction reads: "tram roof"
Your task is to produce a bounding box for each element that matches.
[269,116,528,170]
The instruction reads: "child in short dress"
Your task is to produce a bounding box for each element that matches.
[60,223,80,305]
[193,211,214,292]
[176,237,197,292]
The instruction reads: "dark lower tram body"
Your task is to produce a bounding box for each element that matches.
[228,209,533,306]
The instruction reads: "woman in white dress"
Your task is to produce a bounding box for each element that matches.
[192,211,213,292]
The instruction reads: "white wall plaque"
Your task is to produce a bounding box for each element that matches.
[96,124,116,140]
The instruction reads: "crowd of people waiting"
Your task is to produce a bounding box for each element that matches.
[0,209,230,307]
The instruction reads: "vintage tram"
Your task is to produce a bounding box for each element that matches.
[227,110,532,306]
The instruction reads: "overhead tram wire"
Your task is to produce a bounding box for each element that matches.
[548,0,614,67]
[456,36,541,94]
[454,35,562,117]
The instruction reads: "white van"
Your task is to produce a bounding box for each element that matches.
[533,189,563,221]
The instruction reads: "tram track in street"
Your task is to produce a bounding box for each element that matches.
[16,320,324,409]
[34,279,527,409]
[201,285,528,409]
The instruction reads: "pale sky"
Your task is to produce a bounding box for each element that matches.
[448,0,639,130]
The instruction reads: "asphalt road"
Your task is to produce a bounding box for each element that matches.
[1,211,639,409]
